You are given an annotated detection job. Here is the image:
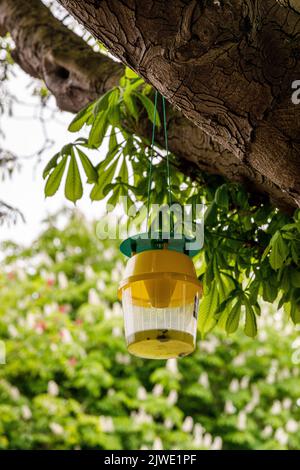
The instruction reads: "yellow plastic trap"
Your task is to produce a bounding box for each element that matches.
[118,239,202,360]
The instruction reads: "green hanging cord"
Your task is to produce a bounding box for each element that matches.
[162,95,174,232]
[146,90,158,229]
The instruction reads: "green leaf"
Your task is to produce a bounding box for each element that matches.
[43,153,60,179]
[262,281,277,303]
[215,184,229,210]
[109,129,118,153]
[269,232,289,270]
[64,150,83,203]
[44,156,67,197]
[198,281,218,337]
[90,157,119,202]
[244,300,257,338]
[77,148,98,183]
[291,270,300,288]
[108,105,121,126]
[125,67,139,79]
[134,92,161,126]
[68,101,94,132]
[225,299,241,334]
[124,93,139,120]
[98,156,119,187]
[88,110,109,148]
[204,201,217,226]
[93,88,116,116]
[61,143,73,156]
[291,303,300,324]
[284,301,300,324]
[90,182,103,201]
[119,156,129,184]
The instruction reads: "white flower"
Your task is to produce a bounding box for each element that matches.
[97,279,106,291]
[112,327,122,337]
[26,313,36,329]
[44,303,58,315]
[224,400,236,415]
[152,384,163,397]
[8,325,19,338]
[116,353,130,365]
[258,330,267,341]
[167,390,178,405]
[198,372,209,389]
[240,376,250,389]
[48,380,59,397]
[58,272,68,289]
[100,416,114,432]
[200,340,216,354]
[60,328,73,344]
[237,412,247,431]
[270,400,282,415]
[137,386,147,400]
[193,435,203,447]
[88,288,101,305]
[229,379,239,393]
[266,373,275,384]
[274,427,289,446]
[280,368,291,379]
[112,303,122,317]
[282,398,292,410]
[56,252,64,263]
[166,358,178,374]
[182,416,193,433]
[78,331,88,342]
[256,347,266,357]
[104,309,113,320]
[10,386,20,400]
[211,436,222,450]
[194,423,204,439]
[131,409,152,425]
[153,437,163,450]
[49,422,64,435]
[203,433,212,448]
[84,266,95,280]
[262,425,273,438]
[233,354,246,366]
[164,418,173,429]
[286,419,298,433]
[292,337,300,349]
[111,268,120,282]
[21,405,32,420]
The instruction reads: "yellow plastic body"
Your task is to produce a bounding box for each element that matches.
[119,249,202,359]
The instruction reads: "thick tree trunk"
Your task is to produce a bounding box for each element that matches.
[1,0,299,211]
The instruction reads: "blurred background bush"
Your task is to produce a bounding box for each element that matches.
[0,212,299,450]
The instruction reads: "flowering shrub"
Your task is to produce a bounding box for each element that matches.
[0,212,299,450]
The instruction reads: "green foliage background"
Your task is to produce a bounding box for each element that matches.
[0,213,300,450]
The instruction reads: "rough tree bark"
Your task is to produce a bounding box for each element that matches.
[1,0,300,211]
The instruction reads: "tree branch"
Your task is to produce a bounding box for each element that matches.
[0,0,298,211]
[0,0,123,112]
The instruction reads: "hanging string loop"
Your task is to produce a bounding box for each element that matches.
[146,91,173,233]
